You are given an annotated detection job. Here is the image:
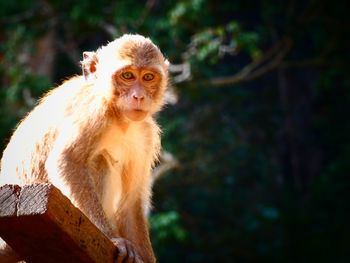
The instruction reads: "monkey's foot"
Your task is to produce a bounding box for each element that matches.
[112,237,144,263]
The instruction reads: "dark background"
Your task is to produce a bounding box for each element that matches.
[1,0,349,262]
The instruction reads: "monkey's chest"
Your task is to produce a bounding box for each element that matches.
[98,123,147,171]
[95,123,148,223]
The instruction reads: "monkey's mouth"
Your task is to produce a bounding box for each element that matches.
[125,109,148,121]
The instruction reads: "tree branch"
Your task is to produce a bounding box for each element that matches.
[206,37,293,87]
[152,151,179,181]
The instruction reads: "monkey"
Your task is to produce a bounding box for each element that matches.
[0,34,169,263]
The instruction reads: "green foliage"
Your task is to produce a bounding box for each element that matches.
[151,211,187,244]
[169,0,205,25]
[187,21,261,65]
[1,27,49,101]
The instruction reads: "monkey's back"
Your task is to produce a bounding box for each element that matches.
[0,77,85,185]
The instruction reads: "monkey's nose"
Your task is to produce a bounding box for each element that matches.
[133,94,144,101]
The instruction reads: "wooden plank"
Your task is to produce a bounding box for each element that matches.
[0,184,117,263]
[0,184,20,217]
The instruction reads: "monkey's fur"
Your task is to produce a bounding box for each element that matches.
[0,34,169,263]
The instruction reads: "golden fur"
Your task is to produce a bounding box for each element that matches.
[0,34,168,263]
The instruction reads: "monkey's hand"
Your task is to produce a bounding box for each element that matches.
[112,237,144,263]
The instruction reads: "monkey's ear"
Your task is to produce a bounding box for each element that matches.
[81,51,98,81]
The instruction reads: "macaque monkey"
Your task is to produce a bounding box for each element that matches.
[0,34,169,263]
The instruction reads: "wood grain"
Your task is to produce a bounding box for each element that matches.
[0,184,117,263]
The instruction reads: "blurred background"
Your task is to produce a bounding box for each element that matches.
[0,0,349,262]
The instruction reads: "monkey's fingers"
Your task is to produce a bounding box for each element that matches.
[112,237,144,263]
[112,238,128,263]
[125,241,144,263]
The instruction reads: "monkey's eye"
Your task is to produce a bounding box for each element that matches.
[122,71,135,80]
[143,73,155,81]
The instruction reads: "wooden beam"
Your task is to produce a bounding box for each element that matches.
[0,184,117,263]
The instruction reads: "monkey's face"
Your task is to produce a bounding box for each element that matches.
[112,65,164,122]
[82,34,169,121]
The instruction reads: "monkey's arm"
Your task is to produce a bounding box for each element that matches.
[46,128,146,263]
[45,123,114,238]
[126,199,156,263]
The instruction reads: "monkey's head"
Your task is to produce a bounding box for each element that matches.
[82,34,169,122]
